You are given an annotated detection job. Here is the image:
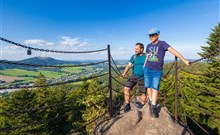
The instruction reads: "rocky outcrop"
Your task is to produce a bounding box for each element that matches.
[96,99,189,135]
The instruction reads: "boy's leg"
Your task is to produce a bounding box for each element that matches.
[150,70,162,118]
[147,88,153,103]
[151,89,159,105]
[144,67,152,103]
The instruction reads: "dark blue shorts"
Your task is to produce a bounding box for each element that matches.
[124,75,146,93]
[144,67,162,90]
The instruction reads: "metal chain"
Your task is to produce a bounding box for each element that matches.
[111,66,122,77]
[0,37,107,54]
[0,60,108,68]
[161,73,175,83]
[189,48,220,64]
[110,55,123,76]
[0,73,108,90]
[0,86,108,115]
[178,79,219,96]
[1,102,107,132]
[179,68,219,77]
[111,76,125,86]
[69,111,108,134]
[162,60,175,78]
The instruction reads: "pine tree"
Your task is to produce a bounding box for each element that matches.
[81,75,107,134]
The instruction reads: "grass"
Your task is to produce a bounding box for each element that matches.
[0,67,94,84]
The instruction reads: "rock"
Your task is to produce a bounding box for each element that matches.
[95,97,189,135]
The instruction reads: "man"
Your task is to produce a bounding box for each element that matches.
[144,28,190,118]
[121,43,147,112]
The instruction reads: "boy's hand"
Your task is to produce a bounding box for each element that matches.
[183,59,190,66]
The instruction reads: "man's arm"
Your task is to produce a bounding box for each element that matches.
[121,63,132,78]
[168,47,190,65]
[143,53,149,68]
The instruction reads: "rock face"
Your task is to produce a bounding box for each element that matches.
[96,99,189,135]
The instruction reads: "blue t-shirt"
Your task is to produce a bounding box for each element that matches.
[129,53,146,79]
[145,41,170,70]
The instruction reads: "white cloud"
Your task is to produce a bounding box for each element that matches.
[4,45,20,49]
[60,36,90,47]
[24,39,55,46]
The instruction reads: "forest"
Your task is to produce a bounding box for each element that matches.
[0,23,219,135]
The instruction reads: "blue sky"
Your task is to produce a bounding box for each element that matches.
[0,0,219,61]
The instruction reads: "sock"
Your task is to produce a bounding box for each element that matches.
[152,102,156,108]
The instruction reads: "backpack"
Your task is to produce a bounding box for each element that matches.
[131,54,137,71]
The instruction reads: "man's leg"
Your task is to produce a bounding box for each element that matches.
[124,86,130,104]
[123,75,136,112]
[141,93,147,105]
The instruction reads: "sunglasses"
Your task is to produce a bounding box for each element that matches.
[149,34,158,37]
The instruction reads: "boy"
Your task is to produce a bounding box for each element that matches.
[144,28,190,118]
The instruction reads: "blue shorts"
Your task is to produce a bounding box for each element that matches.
[144,67,162,90]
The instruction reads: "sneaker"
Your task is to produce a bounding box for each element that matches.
[151,106,159,118]
[124,103,131,113]
[148,100,152,106]
[135,102,144,110]
[149,104,152,116]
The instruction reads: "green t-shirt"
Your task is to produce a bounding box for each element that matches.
[129,53,146,79]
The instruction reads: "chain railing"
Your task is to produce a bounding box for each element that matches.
[0,37,107,54]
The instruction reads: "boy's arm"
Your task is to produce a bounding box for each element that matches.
[121,63,132,78]
[143,53,149,68]
[168,47,190,65]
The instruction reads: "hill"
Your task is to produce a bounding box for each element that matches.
[0,57,83,69]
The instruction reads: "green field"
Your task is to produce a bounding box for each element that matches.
[0,67,94,84]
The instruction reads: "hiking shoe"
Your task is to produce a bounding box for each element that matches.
[151,106,159,118]
[124,103,131,113]
[135,102,144,110]
[148,100,152,106]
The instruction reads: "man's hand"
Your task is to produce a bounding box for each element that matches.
[120,73,126,78]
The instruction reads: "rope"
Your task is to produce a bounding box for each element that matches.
[179,68,219,77]
[0,37,107,54]
[111,66,122,77]
[0,111,70,132]
[0,100,108,132]
[161,73,175,83]
[69,111,108,134]
[0,73,108,90]
[111,76,125,86]
[178,79,219,96]
[187,116,211,135]
[0,86,108,115]
[189,48,220,64]
[0,60,108,68]
[182,92,220,120]
[110,55,122,76]
[162,60,175,78]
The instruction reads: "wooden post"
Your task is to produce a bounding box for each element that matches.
[107,45,113,117]
[174,56,178,121]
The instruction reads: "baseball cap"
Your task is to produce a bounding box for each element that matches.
[148,28,160,35]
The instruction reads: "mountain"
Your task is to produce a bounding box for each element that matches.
[0,57,82,69]
[18,57,79,65]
